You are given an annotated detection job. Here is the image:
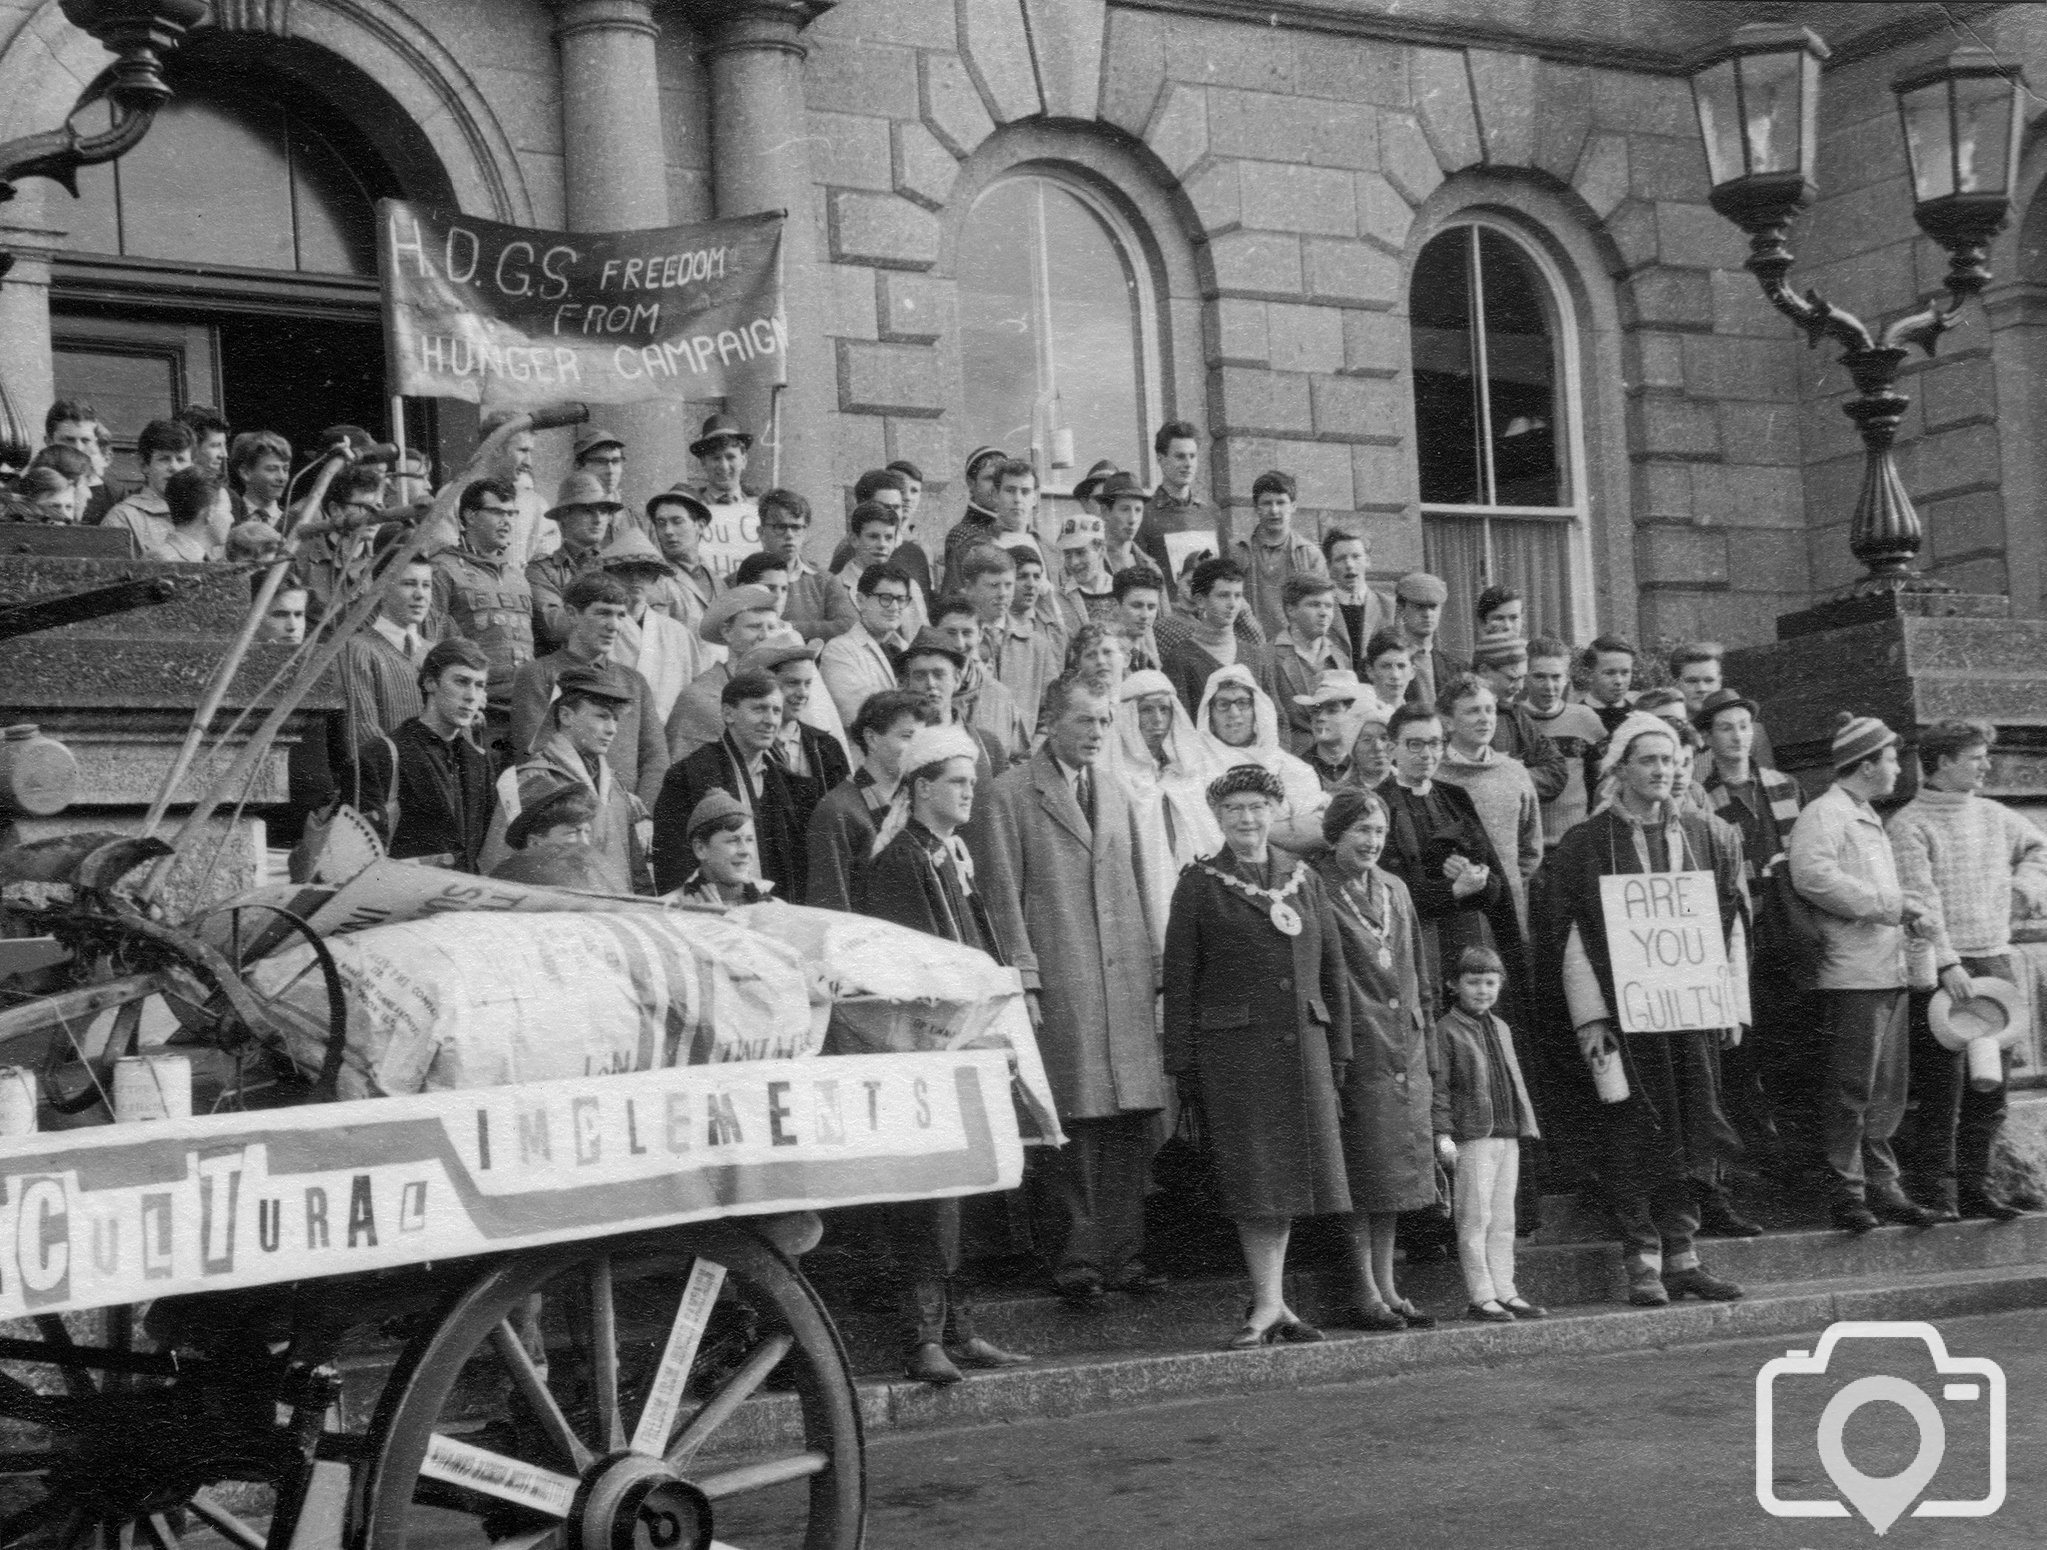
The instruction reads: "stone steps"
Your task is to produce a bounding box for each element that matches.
[809,1211,2047,1376]
[700,1250,2047,1457]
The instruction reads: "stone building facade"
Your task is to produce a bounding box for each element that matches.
[1,0,2043,656]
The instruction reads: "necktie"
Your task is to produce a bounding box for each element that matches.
[1075,765,1094,828]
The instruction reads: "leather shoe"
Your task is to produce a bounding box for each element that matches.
[1500,1296,1548,1319]
[949,1337,1032,1369]
[1699,1199,1765,1238]
[1336,1304,1408,1332]
[1105,1264,1169,1294]
[1869,1193,1940,1228]
[1467,1300,1516,1323]
[1664,1265,1744,1302]
[1391,1300,1437,1330]
[1054,1272,1105,1305]
[1626,1276,1669,1307]
[1273,1318,1324,1344]
[905,1342,963,1385]
[1959,1189,2025,1221]
[1832,1203,1880,1234]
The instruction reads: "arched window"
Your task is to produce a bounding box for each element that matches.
[67,88,382,276]
[1409,222,1585,652]
[957,173,1157,488]
[51,55,402,482]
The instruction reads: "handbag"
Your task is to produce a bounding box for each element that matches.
[1151,1084,1220,1209]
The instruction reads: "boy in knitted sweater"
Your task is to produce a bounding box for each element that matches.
[1888,720,2047,1219]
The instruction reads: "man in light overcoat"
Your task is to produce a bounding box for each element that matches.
[971,677,1168,1301]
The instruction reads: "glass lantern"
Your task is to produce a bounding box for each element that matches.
[1690,24,1829,233]
[1895,45,2023,275]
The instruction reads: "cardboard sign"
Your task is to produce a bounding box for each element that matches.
[1598,870,1744,1033]
[0,1052,1017,1321]
[379,202,785,409]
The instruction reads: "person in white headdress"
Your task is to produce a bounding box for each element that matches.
[1116,668,1225,871]
[1192,661,1326,852]
[859,722,1035,1384]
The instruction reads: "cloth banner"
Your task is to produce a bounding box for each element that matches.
[378,201,785,408]
[0,1053,1019,1321]
[1598,870,1747,1033]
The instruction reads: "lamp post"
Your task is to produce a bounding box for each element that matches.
[0,0,212,278]
[1690,25,2024,594]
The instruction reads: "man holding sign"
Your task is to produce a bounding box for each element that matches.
[1536,711,1750,1309]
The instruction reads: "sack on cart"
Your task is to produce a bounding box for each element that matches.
[249,908,820,1097]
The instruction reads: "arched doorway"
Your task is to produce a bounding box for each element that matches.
[48,32,446,481]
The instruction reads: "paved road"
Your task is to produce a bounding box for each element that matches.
[832,1308,2047,1549]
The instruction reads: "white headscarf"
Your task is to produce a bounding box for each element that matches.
[1193,663,1326,824]
[1115,669,1223,869]
[869,723,981,860]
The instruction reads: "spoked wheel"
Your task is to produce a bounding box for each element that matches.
[359,1226,864,1550]
[0,1305,286,1550]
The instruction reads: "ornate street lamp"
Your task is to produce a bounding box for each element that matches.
[0,0,212,275]
[1691,25,2025,593]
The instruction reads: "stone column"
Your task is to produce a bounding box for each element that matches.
[550,0,692,503]
[0,217,65,459]
[690,0,831,517]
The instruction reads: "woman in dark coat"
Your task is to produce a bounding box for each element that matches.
[1315,786,1445,1331]
[1535,711,1750,1309]
[1164,763,1352,1348]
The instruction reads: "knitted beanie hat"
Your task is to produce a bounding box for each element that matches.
[1831,710,1898,771]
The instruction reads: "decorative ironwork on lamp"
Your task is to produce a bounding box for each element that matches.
[1691,25,2025,594]
[0,1,212,278]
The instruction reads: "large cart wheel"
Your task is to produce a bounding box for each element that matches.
[358,1226,864,1550]
[0,1304,289,1550]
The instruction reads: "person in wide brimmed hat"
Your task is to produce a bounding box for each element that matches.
[529,469,626,649]
[594,525,705,727]
[1292,669,1385,794]
[1888,717,2047,1222]
[686,413,757,516]
[660,583,785,760]
[572,426,627,501]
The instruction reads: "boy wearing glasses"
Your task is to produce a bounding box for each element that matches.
[821,561,916,726]
[763,488,858,642]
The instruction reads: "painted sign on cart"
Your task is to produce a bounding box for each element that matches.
[378,201,786,409]
[0,1052,1016,1321]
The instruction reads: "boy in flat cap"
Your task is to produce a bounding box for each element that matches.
[480,662,653,893]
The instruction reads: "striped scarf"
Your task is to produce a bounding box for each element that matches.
[1702,764,1801,877]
